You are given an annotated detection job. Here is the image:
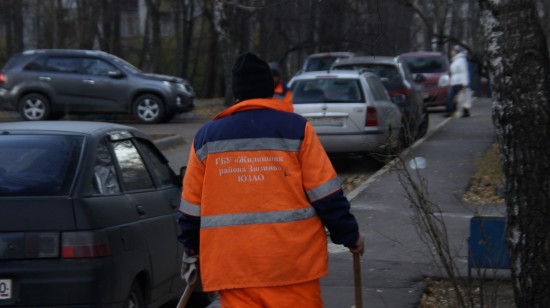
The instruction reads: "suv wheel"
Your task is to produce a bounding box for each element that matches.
[133,94,165,123]
[125,281,145,308]
[19,93,51,121]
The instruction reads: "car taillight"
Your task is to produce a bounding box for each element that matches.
[61,230,111,258]
[365,106,378,126]
[0,72,5,84]
[389,87,410,98]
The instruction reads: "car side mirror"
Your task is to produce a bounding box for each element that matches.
[392,94,406,104]
[108,70,124,79]
[414,74,426,82]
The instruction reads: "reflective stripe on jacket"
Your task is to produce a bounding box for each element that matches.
[179,98,358,291]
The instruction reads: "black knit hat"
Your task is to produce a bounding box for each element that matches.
[232,52,274,101]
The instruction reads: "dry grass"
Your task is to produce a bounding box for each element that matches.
[462,142,504,205]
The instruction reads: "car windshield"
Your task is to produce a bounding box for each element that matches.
[108,54,142,74]
[401,56,447,74]
[292,78,363,103]
[0,135,84,196]
[304,57,340,72]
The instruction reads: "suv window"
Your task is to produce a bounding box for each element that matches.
[112,139,154,191]
[292,78,363,103]
[0,135,83,196]
[82,58,118,76]
[3,54,29,70]
[45,56,80,73]
[23,56,46,71]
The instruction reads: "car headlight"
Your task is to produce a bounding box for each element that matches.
[180,83,194,95]
[438,74,450,87]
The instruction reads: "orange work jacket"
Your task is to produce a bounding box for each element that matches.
[274,81,294,110]
[179,98,355,291]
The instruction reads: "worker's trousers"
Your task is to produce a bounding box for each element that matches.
[218,279,323,307]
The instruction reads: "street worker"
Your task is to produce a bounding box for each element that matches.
[178,51,365,307]
[268,61,294,108]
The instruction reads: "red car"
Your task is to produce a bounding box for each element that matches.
[398,51,450,108]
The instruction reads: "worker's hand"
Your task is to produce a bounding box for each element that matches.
[349,233,365,256]
[181,252,198,282]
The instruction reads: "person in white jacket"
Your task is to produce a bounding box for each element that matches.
[445,45,471,117]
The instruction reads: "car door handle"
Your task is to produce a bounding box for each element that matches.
[82,79,96,84]
[38,76,51,81]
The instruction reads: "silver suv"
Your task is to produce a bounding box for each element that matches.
[0,49,195,123]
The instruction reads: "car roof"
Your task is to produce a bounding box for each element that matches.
[291,69,375,80]
[399,51,445,57]
[21,49,111,57]
[306,51,355,59]
[0,121,146,138]
[333,56,398,67]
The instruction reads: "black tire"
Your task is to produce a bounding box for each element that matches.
[19,93,52,121]
[125,281,145,308]
[416,111,430,139]
[133,94,165,123]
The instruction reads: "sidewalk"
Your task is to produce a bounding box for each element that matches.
[322,98,507,307]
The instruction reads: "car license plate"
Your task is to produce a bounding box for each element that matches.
[308,117,344,127]
[0,279,12,300]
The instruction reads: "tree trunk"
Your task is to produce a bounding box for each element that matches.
[144,0,162,72]
[77,0,99,50]
[479,0,550,306]
[212,0,235,105]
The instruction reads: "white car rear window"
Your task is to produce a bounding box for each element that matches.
[292,78,363,103]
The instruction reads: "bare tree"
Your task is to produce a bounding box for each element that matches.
[98,0,122,56]
[143,0,162,72]
[479,0,550,306]
[0,0,24,58]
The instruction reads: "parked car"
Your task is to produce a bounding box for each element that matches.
[398,51,450,108]
[290,70,403,156]
[0,121,186,307]
[331,56,429,143]
[295,51,355,75]
[0,49,195,123]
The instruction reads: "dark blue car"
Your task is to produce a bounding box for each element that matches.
[0,121,185,307]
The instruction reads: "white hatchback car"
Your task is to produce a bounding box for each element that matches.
[291,70,403,155]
